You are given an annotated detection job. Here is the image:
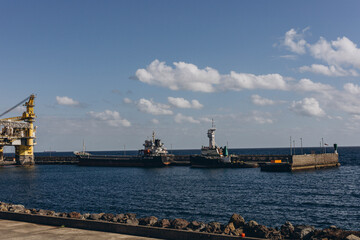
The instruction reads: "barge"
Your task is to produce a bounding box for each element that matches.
[74,132,173,167]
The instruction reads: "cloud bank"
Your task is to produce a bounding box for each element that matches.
[283,29,360,77]
[135,60,289,92]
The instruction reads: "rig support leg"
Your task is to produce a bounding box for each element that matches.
[0,146,3,162]
[15,145,34,166]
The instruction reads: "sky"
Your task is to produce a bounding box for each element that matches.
[1,0,360,151]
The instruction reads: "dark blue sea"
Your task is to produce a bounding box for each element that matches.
[1,147,359,230]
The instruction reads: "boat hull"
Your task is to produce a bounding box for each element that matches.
[77,155,173,167]
[190,155,258,168]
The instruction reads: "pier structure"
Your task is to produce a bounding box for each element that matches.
[0,95,36,166]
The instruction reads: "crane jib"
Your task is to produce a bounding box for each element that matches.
[0,96,31,118]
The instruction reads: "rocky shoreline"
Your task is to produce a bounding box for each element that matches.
[0,202,359,240]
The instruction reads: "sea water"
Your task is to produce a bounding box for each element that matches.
[0,147,359,230]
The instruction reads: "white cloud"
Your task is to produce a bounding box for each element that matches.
[174,113,200,124]
[135,59,220,92]
[88,110,131,127]
[282,29,360,75]
[299,64,358,77]
[222,72,288,91]
[134,60,289,92]
[136,98,173,115]
[168,97,203,109]
[294,78,333,93]
[283,28,307,54]
[123,98,132,104]
[56,96,79,106]
[151,119,159,124]
[309,36,360,69]
[290,98,326,117]
[344,83,360,95]
[251,95,275,106]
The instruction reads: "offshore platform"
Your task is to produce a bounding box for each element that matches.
[0,95,36,165]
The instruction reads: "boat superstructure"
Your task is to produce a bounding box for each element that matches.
[75,131,173,167]
[140,131,169,157]
[191,120,231,167]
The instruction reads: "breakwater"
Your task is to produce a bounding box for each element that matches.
[261,153,340,172]
[1,202,359,239]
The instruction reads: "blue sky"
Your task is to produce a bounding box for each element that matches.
[1,0,360,151]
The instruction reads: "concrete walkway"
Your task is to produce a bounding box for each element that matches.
[0,219,161,240]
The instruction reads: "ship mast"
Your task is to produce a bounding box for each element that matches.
[207,119,216,149]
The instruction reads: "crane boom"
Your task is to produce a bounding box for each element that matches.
[0,95,31,118]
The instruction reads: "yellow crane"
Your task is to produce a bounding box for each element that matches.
[0,94,36,165]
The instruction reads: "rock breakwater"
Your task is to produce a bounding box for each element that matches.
[0,202,359,240]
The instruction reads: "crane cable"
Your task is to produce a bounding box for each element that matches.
[0,95,31,118]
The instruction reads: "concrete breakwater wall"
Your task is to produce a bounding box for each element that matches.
[261,153,340,172]
[291,153,339,169]
[0,202,359,239]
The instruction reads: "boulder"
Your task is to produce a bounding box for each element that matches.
[89,213,103,221]
[346,234,360,240]
[229,213,245,228]
[171,218,190,229]
[267,229,283,240]
[125,218,139,225]
[8,204,25,213]
[68,212,82,219]
[205,222,222,233]
[58,212,68,218]
[101,213,115,221]
[30,209,38,214]
[125,213,136,219]
[246,224,270,238]
[292,225,315,240]
[23,209,31,214]
[189,221,206,231]
[81,213,91,220]
[223,222,236,235]
[280,221,295,238]
[232,228,244,236]
[38,209,53,216]
[139,216,158,226]
[116,213,125,219]
[155,219,171,228]
[0,205,8,212]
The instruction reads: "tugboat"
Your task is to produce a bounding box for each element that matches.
[190,120,231,167]
[75,131,173,167]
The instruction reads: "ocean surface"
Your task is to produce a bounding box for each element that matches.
[1,147,359,230]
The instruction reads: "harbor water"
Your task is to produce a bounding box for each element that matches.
[0,147,359,230]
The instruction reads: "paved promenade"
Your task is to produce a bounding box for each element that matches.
[0,219,161,240]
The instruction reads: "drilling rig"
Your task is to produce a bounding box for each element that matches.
[0,94,36,165]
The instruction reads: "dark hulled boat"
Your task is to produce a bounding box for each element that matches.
[75,132,173,167]
[190,121,232,168]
